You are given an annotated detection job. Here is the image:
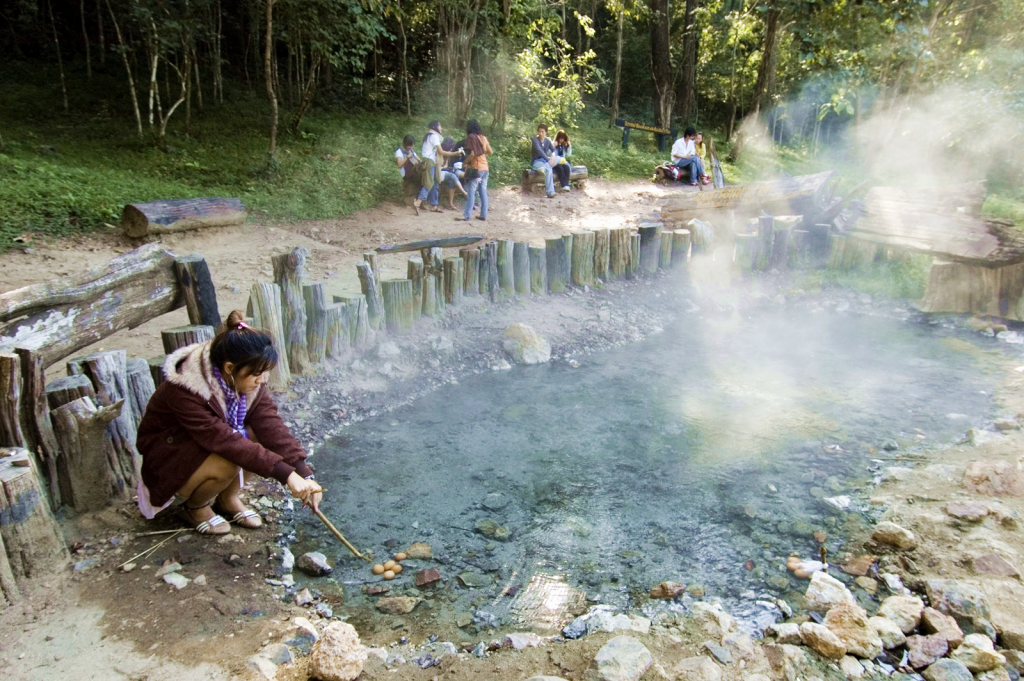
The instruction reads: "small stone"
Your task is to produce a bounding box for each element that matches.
[526,677,571,681]
[921,607,965,649]
[247,655,277,680]
[869,616,907,649]
[922,659,974,681]
[505,632,542,650]
[584,635,653,681]
[840,655,865,679]
[823,601,883,659]
[458,571,489,588]
[282,617,319,654]
[260,643,294,665]
[702,641,732,665]
[502,324,552,365]
[872,521,917,549]
[193,574,207,586]
[474,610,499,628]
[471,641,486,658]
[974,553,1021,578]
[362,585,389,596]
[687,583,706,598]
[295,588,314,606]
[1003,649,1024,671]
[950,633,1006,673]
[405,542,433,559]
[155,562,183,577]
[316,603,334,619]
[297,552,332,576]
[765,623,802,645]
[586,611,651,636]
[121,563,136,573]
[375,597,420,615]
[799,622,847,660]
[844,555,877,577]
[474,518,510,541]
[163,573,190,589]
[308,621,367,681]
[804,570,856,613]
[563,617,588,639]
[456,612,473,628]
[964,460,1024,496]
[650,581,685,600]
[855,576,878,595]
[907,634,950,669]
[977,668,1012,681]
[878,595,925,634]
[764,644,806,680]
[945,501,990,522]
[673,656,722,681]
[415,568,442,588]
[689,603,736,638]
[279,546,295,573]
[995,419,1019,431]
[482,493,509,511]
[376,341,401,358]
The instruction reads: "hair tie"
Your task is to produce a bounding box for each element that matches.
[236,321,249,330]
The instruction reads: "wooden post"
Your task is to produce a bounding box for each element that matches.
[571,230,596,287]
[407,256,424,320]
[364,251,380,281]
[356,261,386,330]
[443,257,464,305]
[478,247,489,296]
[671,230,691,268]
[562,234,574,284]
[174,254,221,329]
[757,216,775,270]
[771,221,793,270]
[733,234,760,272]
[659,229,674,269]
[51,397,127,511]
[248,282,292,391]
[484,242,500,303]
[325,304,349,360]
[15,347,61,509]
[46,374,95,411]
[512,242,530,294]
[529,244,547,295]
[639,224,662,275]
[334,294,371,350]
[629,233,641,277]
[160,325,215,354]
[0,451,68,592]
[65,350,139,487]
[272,247,313,375]
[609,227,631,279]
[421,247,446,315]
[303,282,330,365]
[381,279,415,333]
[827,235,847,269]
[126,357,155,429]
[460,247,479,297]
[593,228,610,281]
[497,239,515,295]
[0,354,25,447]
[545,237,569,293]
[147,357,166,388]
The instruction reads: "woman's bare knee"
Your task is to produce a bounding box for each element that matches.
[177,454,240,498]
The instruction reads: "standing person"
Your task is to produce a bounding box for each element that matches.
[670,126,705,186]
[136,311,322,534]
[459,119,493,222]
[416,121,460,214]
[552,129,573,192]
[531,123,558,198]
[395,135,421,207]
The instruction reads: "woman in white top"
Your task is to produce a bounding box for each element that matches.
[415,121,460,214]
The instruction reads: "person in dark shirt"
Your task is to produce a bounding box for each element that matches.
[552,129,573,192]
[530,124,558,198]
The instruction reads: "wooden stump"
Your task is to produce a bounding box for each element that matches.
[421,247,446,315]
[733,234,759,272]
[827,235,846,269]
[325,304,349,360]
[756,216,775,270]
[334,294,371,350]
[14,347,61,508]
[248,282,293,391]
[0,354,25,448]
[572,231,596,287]
[562,234,574,284]
[406,256,424,320]
[629,233,641,277]
[639,225,662,275]
[160,325,215,354]
[302,282,330,365]
[609,227,631,279]
[545,237,569,293]
[272,248,313,375]
[381,279,415,334]
[478,246,490,296]
[356,261,386,330]
[513,242,530,294]
[364,251,380,281]
[659,230,674,269]
[497,240,516,295]
[771,222,793,270]
[147,357,166,388]
[460,248,479,297]
[51,397,127,511]
[443,257,464,305]
[126,357,155,429]
[671,230,691,268]
[529,245,547,295]
[46,374,95,412]
[0,450,67,597]
[484,242,500,303]
[65,350,139,487]
[173,255,221,329]
[593,228,610,281]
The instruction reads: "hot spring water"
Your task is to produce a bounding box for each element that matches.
[294,305,998,634]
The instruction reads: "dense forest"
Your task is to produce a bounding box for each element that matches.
[1,0,1022,234]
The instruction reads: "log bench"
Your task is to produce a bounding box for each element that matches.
[121,197,247,238]
[521,165,588,193]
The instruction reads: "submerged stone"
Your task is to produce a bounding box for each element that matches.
[474,518,510,540]
[404,542,433,559]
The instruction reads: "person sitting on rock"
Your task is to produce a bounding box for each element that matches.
[136,310,322,534]
[531,123,559,198]
[395,134,422,204]
[671,126,706,186]
[552,129,573,192]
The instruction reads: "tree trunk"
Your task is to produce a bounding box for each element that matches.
[105,0,142,136]
[290,51,321,133]
[649,0,673,128]
[96,0,105,66]
[47,0,69,113]
[80,0,92,79]
[677,0,699,123]
[611,7,624,124]
[214,0,223,102]
[265,0,278,156]
[752,3,782,115]
[398,16,411,117]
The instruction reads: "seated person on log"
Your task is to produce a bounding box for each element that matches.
[695,131,713,185]
[671,126,707,186]
[552,129,573,193]
[440,136,469,210]
[531,123,559,198]
[136,311,322,535]
[395,134,422,205]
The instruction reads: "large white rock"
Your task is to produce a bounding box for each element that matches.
[872,521,917,549]
[689,602,738,637]
[804,570,856,613]
[586,611,651,636]
[878,595,925,634]
[799,622,848,660]
[823,601,883,659]
[584,636,653,681]
[308,622,367,681]
[672,656,722,681]
[950,633,1007,673]
[502,323,552,364]
[869,616,907,649]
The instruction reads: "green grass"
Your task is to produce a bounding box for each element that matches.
[800,253,934,300]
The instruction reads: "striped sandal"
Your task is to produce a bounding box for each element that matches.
[181,502,231,535]
[215,504,263,529]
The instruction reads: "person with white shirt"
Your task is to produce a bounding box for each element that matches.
[414,121,460,214]
[395,135,421,208]
[670,126,705,186]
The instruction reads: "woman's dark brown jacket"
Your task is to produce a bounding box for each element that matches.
[137,341,313,506]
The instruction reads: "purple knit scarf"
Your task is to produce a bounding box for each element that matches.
[212,366,248,438]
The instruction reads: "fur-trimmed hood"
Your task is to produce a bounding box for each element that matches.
[162,341,228,412]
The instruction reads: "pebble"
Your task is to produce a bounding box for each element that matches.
[193,574,207,586]
[922,659,975,681]
[458,571,489,588]
[906,634,950,669]
[163,573,190,589]
[702,641,733,665]
[950,633,1006,673]
[315,603,334,619]
[473,610,499,628]
[375,597,420,615]
[563,617,588,639]
[474,518,510,541]
[471,641,486,658]
[505,632,542,650]
[878,595,925,633]
[404,542,433,559]
[415,568,442,588]
[298,551,333,576]
[295,588,314,606]
[872,521,917,549]
[650,581,685,600]
[155,562,183,578]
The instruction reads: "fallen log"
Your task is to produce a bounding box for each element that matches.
[376,235,484,254]
[521,165,588,193]
[661,171,838,223]
[51,397,126,512]
[121,197,247,238]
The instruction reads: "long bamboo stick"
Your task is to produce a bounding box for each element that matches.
[314,509,371,562]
